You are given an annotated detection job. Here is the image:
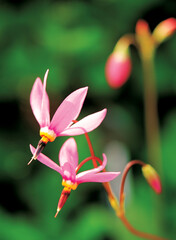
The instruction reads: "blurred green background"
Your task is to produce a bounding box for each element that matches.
[0,0,176,239]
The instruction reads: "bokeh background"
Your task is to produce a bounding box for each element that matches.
[0,0,176,239]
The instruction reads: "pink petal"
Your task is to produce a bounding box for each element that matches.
[30,72,50,127]
[49,87,88,135]
[76,153,108,179]
[60,162,76,182]
[29,145,64,176]
[40,69,50,127]
[76,172,120,184]
[59,109,107,136]
[59,138,78,169]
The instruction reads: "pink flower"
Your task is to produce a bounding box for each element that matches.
[30,138,120,216]
[29,70,107,163]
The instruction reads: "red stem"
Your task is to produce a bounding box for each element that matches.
[76,156,102,174]
[72,120,167,239]
[119,160,145,205]
[119,214,168,240]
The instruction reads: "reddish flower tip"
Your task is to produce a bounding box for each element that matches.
[105,53,132,89]
[135,19,150,35]
[142,164,162,194]
[55,187,71,217]
[153,18,176,44]
[54,208,61,218]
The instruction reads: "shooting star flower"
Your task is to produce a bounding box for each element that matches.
[30,138,120,216]
[29,70,107,164]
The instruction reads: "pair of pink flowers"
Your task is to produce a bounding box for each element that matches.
[29,70,120,215]
[29,69,106,163]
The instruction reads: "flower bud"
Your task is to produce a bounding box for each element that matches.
[153,18,176,44]
[105,51,132,88]
[142,164,162,194]
[135,19,151,36]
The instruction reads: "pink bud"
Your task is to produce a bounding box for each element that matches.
[105,52,132,88]
[153,18,176,43]
[142,164,162,194]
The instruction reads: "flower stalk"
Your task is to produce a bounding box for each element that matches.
[135,23,161,172]
[118,160,167,240]
[83,132,167,240]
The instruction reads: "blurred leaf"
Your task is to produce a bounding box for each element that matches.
[162,111,176,185]
[0,209,47,240]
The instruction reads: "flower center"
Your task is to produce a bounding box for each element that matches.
[62,179,78,190]
[40,127,56,143]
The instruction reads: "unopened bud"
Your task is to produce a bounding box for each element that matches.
[135,19,151,36]
[153,18,176,44]
[142,164,162,194]
[105,51,131,88]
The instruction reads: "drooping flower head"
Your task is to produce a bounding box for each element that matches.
[105,36,132,89]
[105,52,132,88]
[30,138,120,216]
[29,70,107,164]
[142,164,162,194]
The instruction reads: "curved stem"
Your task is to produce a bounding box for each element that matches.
[119,214,168,240]
[72,120,96,166]
[114,34,136,53]
[119,160,145,206]
[76,156,102,174]
[118,160,168,240]
[75,120,166,239]
[82,130,119,210]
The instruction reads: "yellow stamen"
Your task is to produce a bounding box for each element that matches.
[62,179,78,190]
[40,127,56,142]
[41,136,49,144]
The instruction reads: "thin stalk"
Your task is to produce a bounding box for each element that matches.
[119,160,145,206]
[76,156,102,174]
[75,123,166,239]
[142,55,162,174]
[83,131,117,202]
[118,160,168,240]
[119,214,167,240]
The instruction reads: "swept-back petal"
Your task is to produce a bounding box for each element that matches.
[30,73,50,127]
[76,171,120,184]
[49,87,88,135]
[59,109,107,136]
[59,138,78,170]
[40,69,50,127]
[30,145,64,176]
[76,153,107,179]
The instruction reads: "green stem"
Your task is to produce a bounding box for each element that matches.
[141,54,162,175]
